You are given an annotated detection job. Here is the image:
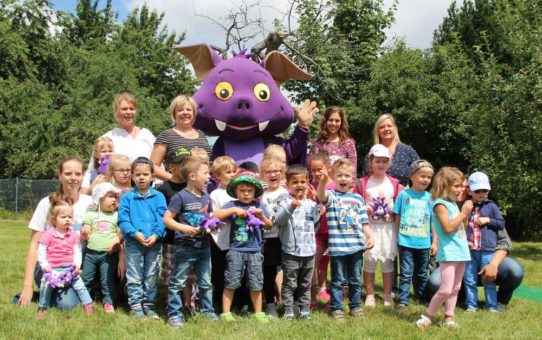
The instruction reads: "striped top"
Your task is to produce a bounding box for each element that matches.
[324,190,369,256]
[155,128,212,159]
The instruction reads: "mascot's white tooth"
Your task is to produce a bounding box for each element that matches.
[258,120,269,132]
[215,120,226,131]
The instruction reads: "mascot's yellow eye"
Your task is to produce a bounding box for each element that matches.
[253,83,270,102]
[215,82,234,100]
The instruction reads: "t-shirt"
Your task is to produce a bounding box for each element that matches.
[261,187,289,238]
[324,190,369,256]
[158,180,187,244]
[222,200,270,252]
[432,198,471,262]
[210,188,235,250]
[276,197,320,256]
[155,128,212,161]
[39,227,80,267]
[365,177,395,224]
[167,188,211,248]
[28,195,92,233]
[393,189,432,249]
[105,127,155,163]
[83,210,119,251]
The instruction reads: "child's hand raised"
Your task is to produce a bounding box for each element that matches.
[290,198,301,209]
[319,167,329,183]
[461,200,474,216]
[307,185,318,202]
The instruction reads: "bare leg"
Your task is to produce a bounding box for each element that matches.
[364,271,375,296]
[222,288,235,313]
[250,290,263,313]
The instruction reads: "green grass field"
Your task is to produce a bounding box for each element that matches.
[1,219,541,339]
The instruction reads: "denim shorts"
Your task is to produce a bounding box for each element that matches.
[224,250,264,291]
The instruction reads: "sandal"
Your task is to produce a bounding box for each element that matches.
[416,314,432,330]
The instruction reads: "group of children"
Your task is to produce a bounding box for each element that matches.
[37,132,506,330]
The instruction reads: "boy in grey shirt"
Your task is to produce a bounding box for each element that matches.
[275,165,320,320]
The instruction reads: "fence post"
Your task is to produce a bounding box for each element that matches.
[15,177,19,212]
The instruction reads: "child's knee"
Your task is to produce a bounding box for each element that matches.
[382,260,394,273]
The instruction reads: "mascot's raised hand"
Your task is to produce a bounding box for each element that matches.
[294,99,319,129]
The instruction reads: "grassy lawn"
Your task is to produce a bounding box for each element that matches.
[1,218,541,339]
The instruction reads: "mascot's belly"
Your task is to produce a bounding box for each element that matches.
[222,137,265,165]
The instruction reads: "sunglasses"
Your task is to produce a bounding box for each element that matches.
[474,189,489,194]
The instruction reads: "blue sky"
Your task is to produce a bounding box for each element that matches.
[52,0,456,49]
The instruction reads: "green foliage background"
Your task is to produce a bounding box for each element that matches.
[0,0,540,239]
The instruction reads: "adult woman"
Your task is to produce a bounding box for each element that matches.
[309,106,357,175]
[150,95,211,181]
[363,114,420,186]
[18,157,93,309]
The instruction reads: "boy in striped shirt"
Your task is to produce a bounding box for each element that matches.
[317,158,374,321]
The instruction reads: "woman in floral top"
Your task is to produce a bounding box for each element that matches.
[309,106,357,175]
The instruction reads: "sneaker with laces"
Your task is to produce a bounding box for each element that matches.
[103,303,115,314]
[383,294,394,307]
[220,312,235,322]
[365,294,376,308]
[395,303,407,310]
[465,307,478,313]
[416,314,432,330]
[349,307,365,318]
[253,312,269,323]
[283,313,295,321]
[83,303,94,315]
[299,312,312,320]
[331,309,345,322]
[266,303,279,319]
[36,307,47,318]
[168,316,184,328]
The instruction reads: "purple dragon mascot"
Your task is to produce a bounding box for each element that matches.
[174,44,318,166]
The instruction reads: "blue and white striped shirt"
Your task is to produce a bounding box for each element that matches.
[324,190,369,256]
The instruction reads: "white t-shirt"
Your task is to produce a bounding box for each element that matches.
[262,187,289,238]
[87,127,156,171]
[210,188,235,250]
[28,195,92,233]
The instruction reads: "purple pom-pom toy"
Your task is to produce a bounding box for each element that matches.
[245,208,265,232]
[98,155,111,175]
[199,215,225,234]
[42,267,79,288]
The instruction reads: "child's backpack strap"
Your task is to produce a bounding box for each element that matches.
[388,175,401,201]
[355,176,370,199]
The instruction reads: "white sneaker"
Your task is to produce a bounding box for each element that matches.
[416,314,432,330]
[365,294,376,308]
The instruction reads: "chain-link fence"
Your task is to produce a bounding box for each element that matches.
[0,178,59,212]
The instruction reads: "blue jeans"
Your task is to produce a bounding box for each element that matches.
[426,256,524,305]
[38,266,92,308]
[167,245,214,319]
[125,239,161,311]
[464,250,497,310]
[81,250,118,305]
[330,250,363,311]
[398,246,429,305]
[33,265,80,310]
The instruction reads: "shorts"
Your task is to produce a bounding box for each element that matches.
[224,250,264,291]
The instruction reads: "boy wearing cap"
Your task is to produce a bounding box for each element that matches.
[80,182,122,313]
[118,157,167,318]
[212,173,273,322]
[163,156,218,327]
[392,160,435,309]
[464,172,505,312]
[158,148,190,291]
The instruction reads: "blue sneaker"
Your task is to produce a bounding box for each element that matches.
[206,312,219,321]
[145,309,160,320]
[130,310,146,318]
[168,316,184,328]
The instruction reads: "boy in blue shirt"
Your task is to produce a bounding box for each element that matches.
[118,157,166,318]
[393,160,435,309]
[212,173,273,323]
[163,156,218,328]
[317,158,373,322]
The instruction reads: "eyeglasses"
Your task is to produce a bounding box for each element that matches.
[264,170,282,175]
[474,189,489,194]
[114,169,131,173]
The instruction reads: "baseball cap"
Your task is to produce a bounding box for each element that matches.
[167,147,191,164]
[368,144,390,159]
[468,172,491,191]
[409,159,434,176]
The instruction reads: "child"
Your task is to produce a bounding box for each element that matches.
[357,144,402,307]
[80,182,122,313]
[118,157,166,318]
[209,156,238,308]
[213,174,273,322]
[317,158,374,321]
[275,165,320,320]
[393,160,435,309]
[464,171,505,312]
[416,167,473,330]
[81,136,114,195]
[105,154,132,196]
[163,156,218,327]
[157,148,190,290]
[260,156,288,318]
[308,152,333,305]
[36,200,93,317]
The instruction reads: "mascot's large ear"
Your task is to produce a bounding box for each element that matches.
[263,51,311,85]
[174,44,223,80]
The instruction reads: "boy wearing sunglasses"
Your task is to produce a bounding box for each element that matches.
[463,172,505,312]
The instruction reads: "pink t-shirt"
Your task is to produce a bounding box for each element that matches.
[39,228,80,267]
